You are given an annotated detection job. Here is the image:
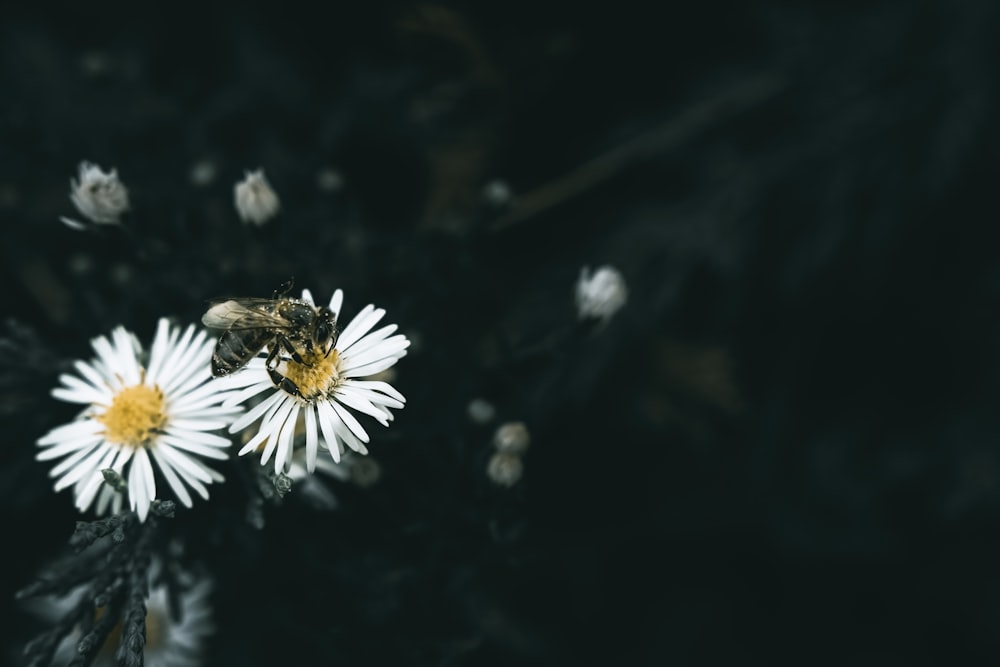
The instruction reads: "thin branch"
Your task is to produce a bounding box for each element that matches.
[490,72,787,231]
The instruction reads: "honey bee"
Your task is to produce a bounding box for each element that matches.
[201,281,338,397]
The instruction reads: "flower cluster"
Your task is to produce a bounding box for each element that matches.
[486,421,531,487]
[35,288,409,521]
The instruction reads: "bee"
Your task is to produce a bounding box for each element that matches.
[201,281,338,397]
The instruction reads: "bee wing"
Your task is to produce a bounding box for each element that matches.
[202,300,289,329]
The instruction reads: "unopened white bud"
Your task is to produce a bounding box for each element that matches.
[493,421,530,455]
[575,265,627,323]
[316,167,343,192]
[482,179,511,205]
[467,398,496,424]
[234,169,280,225]
[487,451,523,487]
[189,159,217,187]
[349,456,381,488]
[68,161,130,224]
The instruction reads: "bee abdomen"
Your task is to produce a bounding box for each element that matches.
[211,329,270,377]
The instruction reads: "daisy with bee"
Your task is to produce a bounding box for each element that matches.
[203,281,409,474]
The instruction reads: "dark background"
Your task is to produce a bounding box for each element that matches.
[2,1,999,665]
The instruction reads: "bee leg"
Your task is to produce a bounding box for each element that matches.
[265,343,303,397]
[268,367,303,397]
[276,335,307,365]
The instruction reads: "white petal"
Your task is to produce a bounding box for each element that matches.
[229,391,285,433]
[54,445,112,491]
[47,440,103,477]
[167,346,216,398]
[159,434,230,460]
[169,405,243,421]
[333,386,391,426]
[343,379,406,404]
[72,359,113,394]
[166,332,213,395]
[331,401,370,443]
[149,446,194,508]
[112,327,143,386]
[74,469,108,513]
[338,324,398,357]
[329,289,344,319]
[222,377,276,407]
[336,305,386,352]
[304,405,318,473]
[72,446,118,504]
[52,374,111,404]
[259,398,296,466]
[238,425,272,457]
[162,427,233,449]
[314,400,342,463]
[169,417,231,431]
[145,319,174,385]
[339,355,404,379]
[37,419,104,446]
[154,445,215,484]
[317,400,368,454]
[340,336,410,372]
[128,448,155,521]
[273,404,299,474]
[37,434,104,461]
[60,216,87,230]
[175,376,254,409]
[157,325,199,392]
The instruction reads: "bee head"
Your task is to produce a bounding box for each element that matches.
[314,307,338,353]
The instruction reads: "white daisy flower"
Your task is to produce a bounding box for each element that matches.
[32,561,214,667]
[36,319,243,522]
[220,288,408,474]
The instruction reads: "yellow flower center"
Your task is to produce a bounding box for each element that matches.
[96,383,167,447]
[282,348,341,401]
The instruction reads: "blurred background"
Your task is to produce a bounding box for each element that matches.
[1,0,999,665]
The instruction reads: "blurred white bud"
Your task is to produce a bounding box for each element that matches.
[79,51,110,77]
[493,421,530,455]
[575,265,627,323]
[348,455,382,488]
[287,449,350,511]
[189,159,217,187]
[66,161,130,225]
[467,398,497,424]
[482,179,511,205]
[234,169,280,225]
[487,451,523,487]
[0,183,19,208]
[316,167,344,192]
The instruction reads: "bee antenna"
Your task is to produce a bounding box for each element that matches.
[274,277,294,299]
